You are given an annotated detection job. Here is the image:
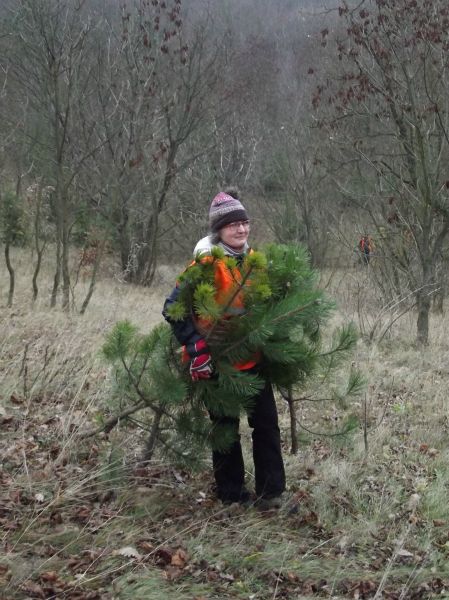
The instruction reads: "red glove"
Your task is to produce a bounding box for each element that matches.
[187,339,213,381]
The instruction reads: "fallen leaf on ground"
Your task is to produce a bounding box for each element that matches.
[137,540,154,553]
[114,546,141,560]
[39,571,59,582]
[0,564,12,584]
[163,565,183,581]
[10,394,24,405]
[433,519,446,527]
[351,579,376,599]
[21,581,45,598]
[155,547,173,565]
[171,548,188,568]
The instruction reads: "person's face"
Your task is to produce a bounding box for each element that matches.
[219,220,250,251]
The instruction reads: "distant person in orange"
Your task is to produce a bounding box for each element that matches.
[359,235,374,265]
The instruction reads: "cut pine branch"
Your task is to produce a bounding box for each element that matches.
[217,298,320,359]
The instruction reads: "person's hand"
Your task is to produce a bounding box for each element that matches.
[187,339,213,381]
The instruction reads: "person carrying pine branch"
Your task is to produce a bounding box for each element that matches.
[163,189,286,508]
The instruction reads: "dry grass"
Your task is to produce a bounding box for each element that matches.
[1,249,449,599]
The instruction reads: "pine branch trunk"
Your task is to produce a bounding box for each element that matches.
[142,409,163,462]
[79,400,147,438]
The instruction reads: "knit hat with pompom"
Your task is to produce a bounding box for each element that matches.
[208,190,248,232]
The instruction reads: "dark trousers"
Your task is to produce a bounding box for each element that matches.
[210,379,286,502]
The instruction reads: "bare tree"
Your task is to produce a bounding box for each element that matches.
[258,121,332,266]
[4,0,98,310]
[312,0,449,344]
[78,0,221,286]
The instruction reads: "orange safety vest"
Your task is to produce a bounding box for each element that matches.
[183,253,259,371]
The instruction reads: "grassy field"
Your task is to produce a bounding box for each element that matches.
[1,250,449,599]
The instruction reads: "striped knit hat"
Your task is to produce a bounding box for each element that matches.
[209,191,248,233]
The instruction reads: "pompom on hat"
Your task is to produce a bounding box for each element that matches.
[209,190,249,233]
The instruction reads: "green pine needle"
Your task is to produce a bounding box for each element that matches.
[139,323,171,355]
[245,250,267,269]
[193,282,221,320]
[178,264,203,284]
[223,256,237,270]
[165,300,187,321]
[346,368,366,396]
[102,320,137,360]
[210,246,225,259]
[150,370,188,406]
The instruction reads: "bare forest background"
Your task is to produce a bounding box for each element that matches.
[2,0,449,345]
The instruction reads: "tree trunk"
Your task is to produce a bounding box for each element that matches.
[32,198,44,302]
[32,249,43,302]
[416,291,431,346]
[142,234,158,287]
[432,253,447,315]
[61,220,71,311]
[130,159,175,285]
[116,192,131,274]
[50,237,62,308]
[131,218,158,286]
[5,242,14,308]
[118,219,131,274]
[80,243,103,315]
